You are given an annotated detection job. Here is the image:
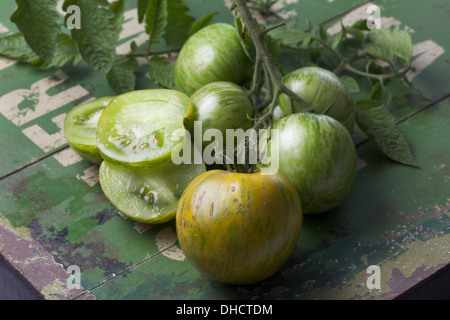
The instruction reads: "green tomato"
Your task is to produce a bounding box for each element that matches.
[174,23,252,96]
[64,96,114,164]
[279,67,356,131]
[263,113,357,214]
[99,145,206,224]
[96,89,192,168]
[186,81,254,153]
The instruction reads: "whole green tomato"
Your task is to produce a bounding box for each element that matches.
[186,81,254,156]
[174,23,252,96]
[176,169,302,285]
[278,67,356,131]
[262,112,357,214]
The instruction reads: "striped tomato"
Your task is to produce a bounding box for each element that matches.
[176,169,302,285]
[174,23,252,96]
[278,67,356,132]
[264,113,357,214]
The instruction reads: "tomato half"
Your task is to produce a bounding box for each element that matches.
[176,169,302,285]
[96,89,193,168]
[64,96,114,164]
[99,148,206,224]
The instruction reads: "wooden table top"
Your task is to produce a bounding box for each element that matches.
[0,0,448,300]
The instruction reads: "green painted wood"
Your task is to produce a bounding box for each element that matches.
[0,0,448,300]
[79,97,450,300]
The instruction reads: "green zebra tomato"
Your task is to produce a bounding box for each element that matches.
[279,67,356,131]
[264,112,357,214]
[96,89,192,168]
[99,147,206,224]
[176,169,302,285]
[64,96,114,164]
[174,23,252,96]
[186,81,254,152]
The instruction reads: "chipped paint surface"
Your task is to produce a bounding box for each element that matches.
[294,233,450,300]
[0,217,94,300]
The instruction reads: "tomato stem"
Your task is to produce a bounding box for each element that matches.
[233,0,314,121]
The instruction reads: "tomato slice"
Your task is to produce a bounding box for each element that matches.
[64,96,114,164]
[99,147,206,224]
[97,89,193,168]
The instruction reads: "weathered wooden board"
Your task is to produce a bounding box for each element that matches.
[0,0,448,300]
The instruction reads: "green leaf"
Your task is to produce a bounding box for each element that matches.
[234,17,256,62]
[343,26,367,42]
[164,0,195,48]
[340,76,360,93]
[188,12,217,37]
[110,0,125,34]
[0,33,39,63]
[369,26,412,64]
[106,55,139,94]
[270,27,311,47]
[146,0,168,46]
[148,55,176,89]
[364,43,394,63]
[64,0,120,73]
[370,83,391,106]
[137,0,151,23]
[355,100,418,167]
[32,33,81,69]
[351,19,371,31]
[10,0,60,64]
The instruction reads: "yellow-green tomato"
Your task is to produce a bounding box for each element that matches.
[176,169,303,285]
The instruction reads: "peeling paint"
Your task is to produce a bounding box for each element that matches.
[295,233,450,300]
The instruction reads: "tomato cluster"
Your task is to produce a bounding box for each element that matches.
[64,23,357,285]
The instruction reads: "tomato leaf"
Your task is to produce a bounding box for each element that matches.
[340,76,360,93]
[355,100,418,167]
[234,17,256,62]
[110,0,125,34]
[164,0,195,48]
[145,0,168,46]
[188,12,217,37]
[364,43,394,63]
[106,55,139,94]
[148,56,176,89]
[10,0,60,64]
[64,0,120,73]
[137,0,151,23]
[369,26,412,65]
[0,33,39,63]
[32,33,81,69]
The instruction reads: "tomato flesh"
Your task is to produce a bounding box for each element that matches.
[64,96,114,164]
[97,89,193,168]
[100,149,206,224]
